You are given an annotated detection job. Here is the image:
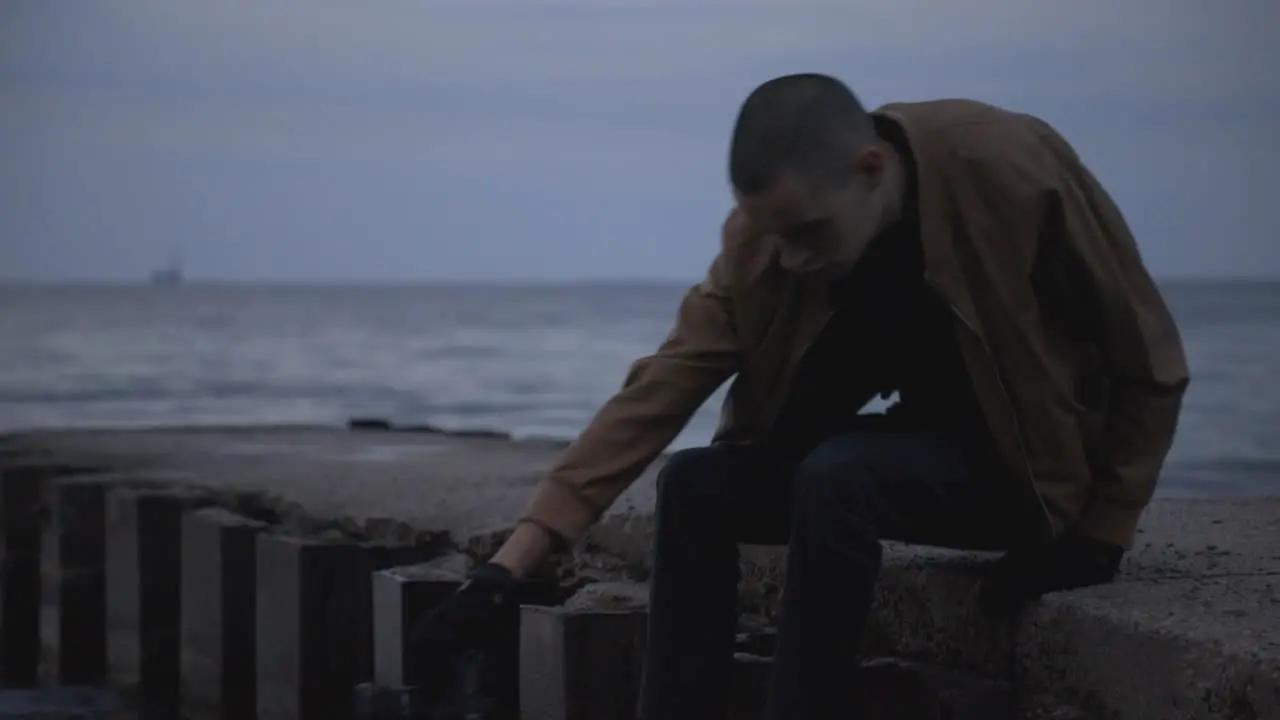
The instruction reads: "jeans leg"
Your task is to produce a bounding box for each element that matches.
[639,444,792,720]
[766,431,1006,720]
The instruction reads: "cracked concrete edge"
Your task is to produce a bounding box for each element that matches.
[1016,579,1280,720]
[3,457,445,551]
[738,543,1016,674]
[743,539,1280,719]
[4,452,643,594]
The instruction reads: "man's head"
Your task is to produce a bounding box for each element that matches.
[729,74,899,278]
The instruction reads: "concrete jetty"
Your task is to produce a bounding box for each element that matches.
[1,424,1277,719]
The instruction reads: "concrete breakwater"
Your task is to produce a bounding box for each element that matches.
[0,423,1277,719]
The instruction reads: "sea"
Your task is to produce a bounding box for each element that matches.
[1,281,1277,498]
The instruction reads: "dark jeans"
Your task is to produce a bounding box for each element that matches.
[638,430,1035,720]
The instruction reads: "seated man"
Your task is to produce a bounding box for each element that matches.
[413,74,1189,718]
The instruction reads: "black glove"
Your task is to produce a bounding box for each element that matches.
[979,532,1124,616]
[407,562,520,691]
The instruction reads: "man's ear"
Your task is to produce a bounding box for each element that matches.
[854,146,887,190]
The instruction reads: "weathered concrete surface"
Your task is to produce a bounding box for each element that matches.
[1019,576,1278,719]
[0,426,630,556]
[3,425,1278,719]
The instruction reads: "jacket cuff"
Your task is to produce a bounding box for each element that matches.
[519,477,601,547]
[1075,499,1144,550]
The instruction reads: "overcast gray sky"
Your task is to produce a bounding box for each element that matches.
[1,0,1276,282]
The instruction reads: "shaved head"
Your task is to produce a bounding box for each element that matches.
[729,73,877,195]
[729,73,906,279]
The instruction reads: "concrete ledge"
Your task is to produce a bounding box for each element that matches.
[740,543,1016,674]
[767,542,1279,719]
[854,657,1012,719]
[4,426,1278,719]
[1018,577,1279,719]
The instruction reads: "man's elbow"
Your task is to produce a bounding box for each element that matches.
[1143,370,1190,398]
[1111,324,1189,400]
[1110,371,1188,409]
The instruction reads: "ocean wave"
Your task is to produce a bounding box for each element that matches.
[1155,458,1280,497]
[3,283,1278,498]
[0,380,399,406]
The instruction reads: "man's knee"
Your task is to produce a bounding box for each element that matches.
[791,435,887,520]
[655,446,731,516]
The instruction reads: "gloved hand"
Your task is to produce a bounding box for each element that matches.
[407,562,520,691]
[979,531,1124,616]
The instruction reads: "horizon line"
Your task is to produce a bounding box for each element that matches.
[2,275,1279,288]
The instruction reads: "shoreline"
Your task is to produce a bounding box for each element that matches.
[4,417,1277,499]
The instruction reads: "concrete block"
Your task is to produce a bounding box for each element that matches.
[180,507,270,720]
[853,657,1011,720]
[734,626,777,658]
[0,686,129,718]
[724,623,779,719]
[519,582,649,720]
[254,532,442,720]
[40,475,113,686]
[2,462,97,686]
[356,653,501,720]
[370,555,561,718]
[727,653,772,720]
[710,654,1012,720]
[371,555,472,689]
[353,682,425,719]
[105,485,215,716]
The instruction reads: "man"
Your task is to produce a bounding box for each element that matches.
[413,74,1189,717]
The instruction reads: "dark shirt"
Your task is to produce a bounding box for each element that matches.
[770,120,989,458]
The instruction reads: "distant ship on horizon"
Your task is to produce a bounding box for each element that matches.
[148,266,183,286]
[148,248,185,286]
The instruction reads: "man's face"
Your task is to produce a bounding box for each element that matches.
[735,149,887,280]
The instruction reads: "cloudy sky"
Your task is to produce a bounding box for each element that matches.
[1,0,1276,282]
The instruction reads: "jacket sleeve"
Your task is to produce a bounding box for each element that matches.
[518,220,743,544]
[1038,130,1190,547]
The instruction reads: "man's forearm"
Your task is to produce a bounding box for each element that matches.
[490,521,555,578]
